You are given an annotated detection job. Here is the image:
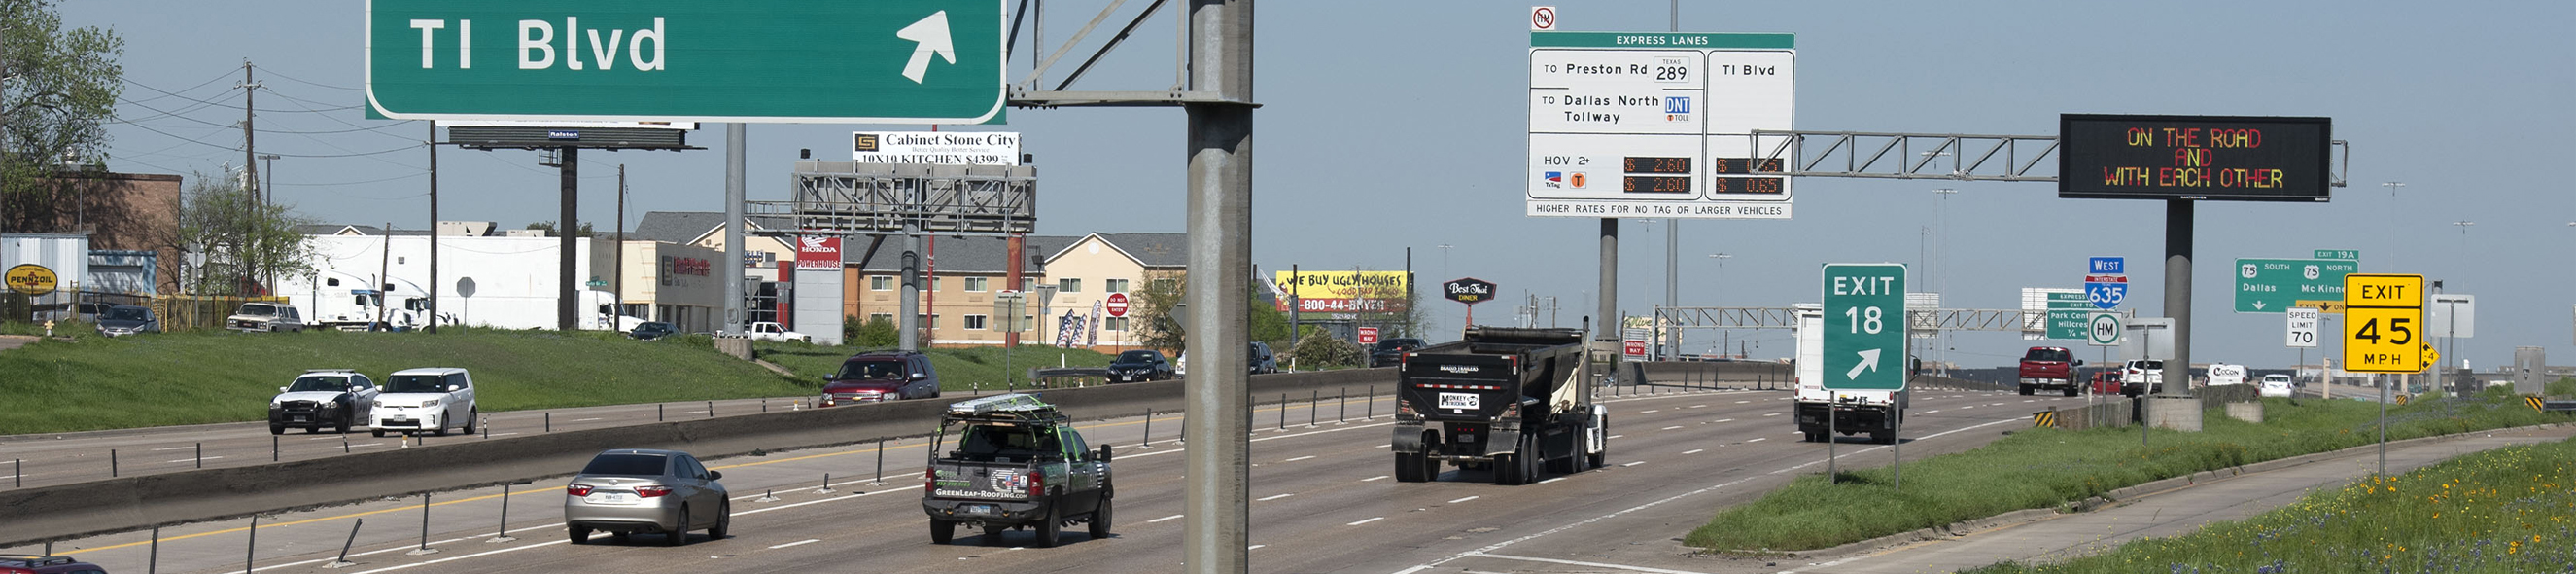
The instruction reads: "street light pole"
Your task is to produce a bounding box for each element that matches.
[1932,188,1957,372]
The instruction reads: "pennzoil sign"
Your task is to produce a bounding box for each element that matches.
[6,264,57,296]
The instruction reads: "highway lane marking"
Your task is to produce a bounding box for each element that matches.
[487,432,518,437]
[307,436,349,441]
[163,456,224,463]
[1606,435,1623,440]
[1688,405,1707,409]
[1713,418,1735,423]
[1400,414,2033,573]
[1347,517,1385,526]
[1447,495,1480,504]
[1150,515,1184,523]
[1763,413,1781,416]
[241,522,571,573]
[1250,545,1268,550]
[152,446,194,450]
[1620,461,1646,467]
[1682,448,1704,454]
[1734,400,1752,404]
[2023,400,2036,403]
[1660,425,1684,431]
[340,537,572,574]
[571,418,603,422]
[1258,493,1295,501]
[1745,438,1766,444]
[1640,410,1660,413]
[768,539,820,549]
[1361,476,1388,482]
[1924,410,1941,413]
[1960,406,1975,410]
[1284,455,1316,462]
[1537,477,1566,484]
[1469,553,1713,574]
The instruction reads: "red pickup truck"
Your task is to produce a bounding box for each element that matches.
[2017,346,2083,396]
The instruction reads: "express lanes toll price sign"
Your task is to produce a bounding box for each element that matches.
[2059,115,2333,202]
[1526,32,1794,220]
[2342,273,2424,374]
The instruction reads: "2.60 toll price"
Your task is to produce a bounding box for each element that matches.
[1624,175,1690,194]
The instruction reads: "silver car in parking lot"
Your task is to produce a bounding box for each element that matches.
[564,449,731,546]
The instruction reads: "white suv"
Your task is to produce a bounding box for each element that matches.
[372,367,478,437]
[2123,360,2166,394]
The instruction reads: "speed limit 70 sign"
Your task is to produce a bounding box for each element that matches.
[2341,274,2422,373]
[2284,307,2320,348]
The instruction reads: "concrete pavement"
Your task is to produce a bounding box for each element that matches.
[1783,424,2576,574]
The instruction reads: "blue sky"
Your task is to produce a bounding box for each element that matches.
[67,1,2575,369]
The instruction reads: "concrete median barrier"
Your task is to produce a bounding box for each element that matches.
[0,367,1396,547]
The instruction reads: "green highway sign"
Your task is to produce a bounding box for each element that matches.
[2236,257,2360,313]
[2313,249,2359,260]
[1824,264,1907,391]
[2045,291,2089,340]
[366,0,1006,124]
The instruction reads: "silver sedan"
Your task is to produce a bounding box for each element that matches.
[564,448,731,546]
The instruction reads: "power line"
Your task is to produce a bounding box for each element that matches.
[258,68,362,92]
[121,71,240,105]
[273,171,428,187]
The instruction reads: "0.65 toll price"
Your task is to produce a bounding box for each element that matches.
[1709,177,1784,194]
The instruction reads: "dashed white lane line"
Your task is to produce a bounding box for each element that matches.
[1284,455,1316,462]
[1734,400,1752,404]
[1362,475,1389,482]
[1448,495,1480,504]
[1688,405,1707,409]
[1681,448,1704,455]
[1249,545,1268,550]
[1468,553,1714,574]
[1924,410,1942,413]
[152,446,194,451]
[1961,406,1976,410]
[1347,517,1385,526]
[1606,435,1624,440]
[1639,410,1660,413]
[1660,425,1684,431]
[164,456,224,463]
[1149,515,1184,523]
[487,432,519,437]
[1620,461,1646,467]
[1714,418,1735,423]
[1258,493,1295,501]
[1745,438,1767,443]
[768,539,820,550]
[571,417,603,422]
[1537,477,1566,484]
[1763,413,1782,416]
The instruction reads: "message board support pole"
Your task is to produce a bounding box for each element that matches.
[722,125,746,335]
[1180,2,1255,572]
[557,147,579,331]
[2164,199,2193,398]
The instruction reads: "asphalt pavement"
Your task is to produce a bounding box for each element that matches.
[0,384,2076,574]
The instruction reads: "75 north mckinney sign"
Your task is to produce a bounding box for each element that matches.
[366,0,1006,124]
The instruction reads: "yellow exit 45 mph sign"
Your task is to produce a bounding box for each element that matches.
[2342,273,2423,373]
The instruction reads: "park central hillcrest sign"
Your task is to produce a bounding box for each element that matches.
[365,0,1007,124]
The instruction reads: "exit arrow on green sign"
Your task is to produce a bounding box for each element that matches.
[1823,263,1907,391]
[366,0,1006,124]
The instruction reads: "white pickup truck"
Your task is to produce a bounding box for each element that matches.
[748,321,812,343]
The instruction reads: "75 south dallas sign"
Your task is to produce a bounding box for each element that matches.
[366,0,1006,124]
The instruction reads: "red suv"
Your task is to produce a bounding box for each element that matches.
[818,351,942,406]
[0,555,107,574]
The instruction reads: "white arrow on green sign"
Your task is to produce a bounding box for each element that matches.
[365,0,1006,124]
[2235,257,2359,313]
[1824,263,1907,391]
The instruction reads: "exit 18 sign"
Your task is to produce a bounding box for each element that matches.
[1823,263,1907,391]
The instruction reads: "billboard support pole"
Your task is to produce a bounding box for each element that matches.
[2164,199,2192,398]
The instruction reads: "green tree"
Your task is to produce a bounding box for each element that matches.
[0,0,122,203]
[176,172,313,295]
[523,221,594,237]
[847,315,898,348]
[1130,273,1293,356]
[1287,328,1365,370]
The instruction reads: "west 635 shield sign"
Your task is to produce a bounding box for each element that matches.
[1444,277,1497,305]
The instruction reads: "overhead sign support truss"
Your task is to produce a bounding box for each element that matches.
[757,162,1038,236]
[1743,129,2350,188]
[1656,306,2133,333]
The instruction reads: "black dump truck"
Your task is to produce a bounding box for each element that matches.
[922,393,1112,547]
[1390,326,1608,484]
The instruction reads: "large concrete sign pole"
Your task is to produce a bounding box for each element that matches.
[901,235,921,351]
[557,147,580,331]
[723,125,747,335]
[1599,220,1619,372]
[2165,199,2192,396]
[1182,1,1254,571]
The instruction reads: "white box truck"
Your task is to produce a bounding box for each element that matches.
[1790,305,1908,444]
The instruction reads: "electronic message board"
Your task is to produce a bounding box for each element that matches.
[2059,115,2331,202]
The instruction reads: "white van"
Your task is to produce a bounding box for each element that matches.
[372,368,478,437]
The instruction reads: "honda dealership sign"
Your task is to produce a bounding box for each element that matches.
[795,236,842,270]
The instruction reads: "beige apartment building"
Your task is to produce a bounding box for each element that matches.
[844,233,1184,349]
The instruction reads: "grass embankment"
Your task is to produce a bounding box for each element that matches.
[752,341,1116,392]
[1686,389,2574,553]
[1963,437,2576,574]
[0,327,811,435]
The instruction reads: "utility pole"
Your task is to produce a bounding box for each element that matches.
[615,164,627,327]
[238,60,262,292]
[427,121,440,333]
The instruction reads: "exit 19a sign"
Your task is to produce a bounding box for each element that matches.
[1823,263,1907,391]
[366,0,1007,124]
